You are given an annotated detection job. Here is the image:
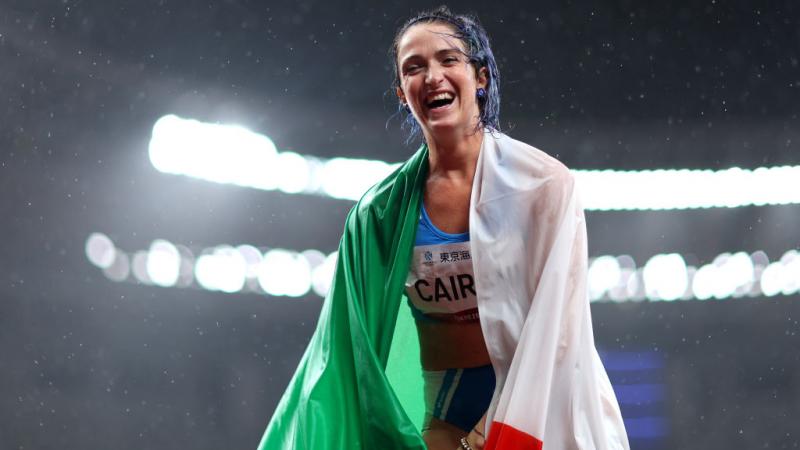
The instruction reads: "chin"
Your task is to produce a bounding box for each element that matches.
[423,114,460,131]
[421,123,457,141]
[427,117,477,136]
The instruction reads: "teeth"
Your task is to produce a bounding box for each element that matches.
[427,92,454,103]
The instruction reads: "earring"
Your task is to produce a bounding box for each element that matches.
[402,103,410,112]
[476,88,487,100]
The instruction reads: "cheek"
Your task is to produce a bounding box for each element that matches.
[403,81,421,101]
[454,73,477,94]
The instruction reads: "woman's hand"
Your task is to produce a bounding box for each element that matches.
[456,414,487,450]
[458,428,485,450]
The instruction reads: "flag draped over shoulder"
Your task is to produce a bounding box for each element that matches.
[258,147,429,450]
[471,133,628,450]
[258,131,629,450]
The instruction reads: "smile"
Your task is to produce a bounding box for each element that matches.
[425,92,455,110]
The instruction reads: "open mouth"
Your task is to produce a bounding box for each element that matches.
[426,93,455,110]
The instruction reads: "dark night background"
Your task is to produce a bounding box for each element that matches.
[1,1,799,449]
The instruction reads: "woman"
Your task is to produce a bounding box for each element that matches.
[259,7,629,450]
[391,8,497,450]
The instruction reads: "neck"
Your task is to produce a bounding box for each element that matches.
[424,127,484,180]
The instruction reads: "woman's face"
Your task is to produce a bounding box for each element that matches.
[395,22,487,139]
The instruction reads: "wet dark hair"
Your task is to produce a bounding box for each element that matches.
[389,6,501,144]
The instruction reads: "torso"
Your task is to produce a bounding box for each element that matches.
[415,176,490,371]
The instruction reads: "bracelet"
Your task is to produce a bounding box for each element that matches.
[460,436,474,450]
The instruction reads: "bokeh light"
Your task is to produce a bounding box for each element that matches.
[588,256,622,301]
[195,246,248,293]
[85,232,117,269]
[257,249,312,297]
[642,253,688,301]
[146,239,181,287]
[84,233,798,303]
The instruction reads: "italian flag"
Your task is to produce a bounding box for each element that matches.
[258,132,629,450]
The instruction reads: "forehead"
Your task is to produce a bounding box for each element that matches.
[396,22,465,60]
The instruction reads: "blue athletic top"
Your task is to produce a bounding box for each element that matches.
[403,204,479,323]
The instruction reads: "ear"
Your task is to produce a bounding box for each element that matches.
[477,66,489,89]
[396,86,407,106]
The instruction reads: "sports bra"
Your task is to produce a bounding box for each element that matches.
[403,204,479,323]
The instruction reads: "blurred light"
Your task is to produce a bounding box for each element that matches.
[300,249,326,269]
[642,253,688,301]
[683,267,697,300]
[780,250,800,295]
[626,269,646,301]
[312,251,338,297]
[237,244,263,278]
[588,256,621,300]
[751,250,770,267]
[272,152,311,194]
[195,246,247,293]
[319,158,398,200]
[146,240,181,287]
[574,166,800,210]
[151,115,800,209]
[709,253,735,299]
[607,268,633,302]
[86,233,799,302]
[131,251,152,284]
[175,245,195,287]
[103,251,130,282]
[691,264,716,300]
[85,232,117,269]
[721,252,755,298]
[149,115,279,189]
[749,250,770,297]
[616,255,636,269]
[257,249,311,297]
[760,262,785,297]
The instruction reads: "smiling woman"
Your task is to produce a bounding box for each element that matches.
[258,6,629,450]
[390,7,500,146]
[395,22,487,148]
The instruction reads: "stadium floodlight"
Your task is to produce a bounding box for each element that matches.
[149,115,800,210]
[574,166,800,210]
[149,115,281,189]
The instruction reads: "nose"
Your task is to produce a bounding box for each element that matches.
[425,63,444,86]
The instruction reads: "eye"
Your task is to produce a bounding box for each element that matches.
[442,55,461,65]
[403,64,422,75]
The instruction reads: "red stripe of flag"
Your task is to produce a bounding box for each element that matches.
[485,421,543,450]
